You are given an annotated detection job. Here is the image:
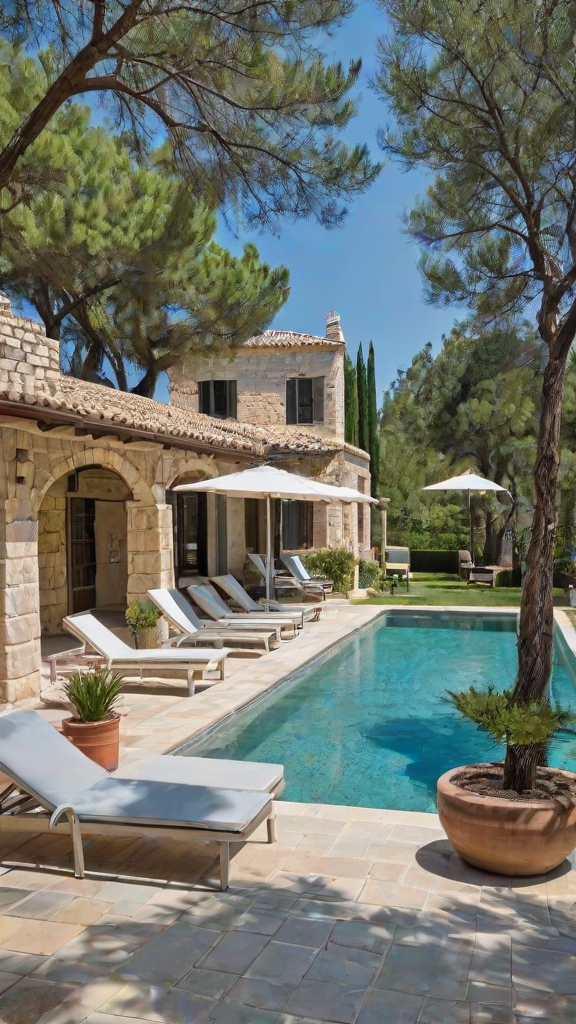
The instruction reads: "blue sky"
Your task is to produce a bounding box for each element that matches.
[215,0,458,402]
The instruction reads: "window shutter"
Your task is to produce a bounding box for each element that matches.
[286,379,297,423]
[227,380,237,418]
[313,377,325,423]
[198,380,211,414]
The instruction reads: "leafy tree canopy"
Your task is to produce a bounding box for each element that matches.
[0,1,380,226]
[0,59,290,395]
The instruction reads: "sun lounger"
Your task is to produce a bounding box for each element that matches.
[211,575,321,625]
[63,613,231,696]
[187,584,299,639]
[467,566,496,587]
[0,710,280,889]
[280,554,333,598]
[147,588,280,653]
[248,553,304,596]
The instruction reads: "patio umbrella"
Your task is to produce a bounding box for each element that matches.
[422,471,510,562]
[175,465,377,604]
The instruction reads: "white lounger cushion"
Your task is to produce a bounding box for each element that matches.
[64,613,230,663]
[0,710,107,810]
[148,589,203,635]
[116,754,284,793]
[188,585,295,629]
[53,777,270,833]
[211,576,307,625]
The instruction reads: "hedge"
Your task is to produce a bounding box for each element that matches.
[410,550,460,574]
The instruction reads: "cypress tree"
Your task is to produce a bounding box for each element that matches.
[344,352,359,446]
[367,341,381,496]
[356,343,369,453]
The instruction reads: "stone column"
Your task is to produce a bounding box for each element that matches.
[126,501,174,604]
[379,497,390,562]
[0,511,41,703]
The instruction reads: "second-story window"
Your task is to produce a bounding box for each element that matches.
[198,380,237,419]
[286,377,324,425]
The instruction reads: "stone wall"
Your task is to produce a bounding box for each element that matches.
[169,345,346,440]
[38,479,67,635]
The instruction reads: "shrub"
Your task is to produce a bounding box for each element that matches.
[410,550,460,573]
[302,548,357,594]
[358,559,383,589]
[126,601,161,632]
[447,685,575,792]
[64,668,124,722]
[496,568,522,587]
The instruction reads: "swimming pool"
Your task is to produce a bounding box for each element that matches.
[181,610,576,812]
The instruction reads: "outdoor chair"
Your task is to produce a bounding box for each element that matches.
[459,550,474,579]
[248,553,305,596]
[187,584,299,639]
[147,588,280,653]
[467,566,497,588]
[211,574,321,625]
[384,547,411,590]
[280,554,333,598]
[62,613,230,696]
[0,710,282,889]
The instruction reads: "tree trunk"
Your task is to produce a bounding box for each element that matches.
[509,347,569,791]
[0,5,143,192]
[131,368,158,398]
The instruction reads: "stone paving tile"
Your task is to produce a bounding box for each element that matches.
[226,975,294,1011]
[0,886,32,908]
[100,981,213,1023]
[330,919,394,953]
[305,948,378,986]
[0,977,74,1023]
[118,923,223,984]
[356,987,423,1024]
[0,916,83,955]
[246,941,319,985]
[376,942,473,1000]
[283,977,367,1023]
[419,997,472,1023]
[273,915,333,947]
[176,968,237,999]
[3,889,75,919]
[51,897,110,925]
[199,930,270,974]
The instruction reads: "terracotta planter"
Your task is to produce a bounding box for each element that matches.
[437,765,576,875]
[136,626,159,649]
[62,714,120,771]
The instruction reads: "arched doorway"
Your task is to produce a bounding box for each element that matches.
[39,465,133,634]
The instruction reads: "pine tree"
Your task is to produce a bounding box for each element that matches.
[356,344,368,453]
[0,10,380,225]
[0,82,289,396]
[344,352,359,446]
[367,341,381,496]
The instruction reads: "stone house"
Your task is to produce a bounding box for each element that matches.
[0,300,370,702]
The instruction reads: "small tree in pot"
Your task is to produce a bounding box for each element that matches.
[125,601,162,649]
[62,668,124,771]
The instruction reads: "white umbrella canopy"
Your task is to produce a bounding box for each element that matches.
[174,465,377,601]
[422,471,511,561]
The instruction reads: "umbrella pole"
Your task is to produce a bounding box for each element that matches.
[468,490,474,564]
[265,494,273,611]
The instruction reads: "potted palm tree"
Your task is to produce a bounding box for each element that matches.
[437,686,576,875]
[125,600,162,649]
[62,668,124,770]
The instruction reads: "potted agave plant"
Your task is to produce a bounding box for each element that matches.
[437,685,576,875]
[62,668,124,770]
[125,600,161,649]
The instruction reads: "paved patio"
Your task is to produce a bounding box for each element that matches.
[0,605,575,1022]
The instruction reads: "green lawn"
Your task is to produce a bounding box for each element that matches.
[353,572,566,607]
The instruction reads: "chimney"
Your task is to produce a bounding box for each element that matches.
[325,310,345,344]
[0,294,61,397]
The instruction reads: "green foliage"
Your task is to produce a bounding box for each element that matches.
[344,353,359,447]
[0,59,290,395]
[448,686,576,748]
[302,547,357,594]
[356,344,368,453]
[0,7,380,227]
[63,668,124,723]
[367,342,381,497]
[125,601,162,639]
[358,559,383,589]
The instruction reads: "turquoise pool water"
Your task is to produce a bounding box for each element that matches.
[182,611,576,812]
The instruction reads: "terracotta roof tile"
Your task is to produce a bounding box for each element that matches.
[243,330,343,349]
[0,374,338,456]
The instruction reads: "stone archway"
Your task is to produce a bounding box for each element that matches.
[39,466,133,634]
